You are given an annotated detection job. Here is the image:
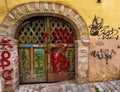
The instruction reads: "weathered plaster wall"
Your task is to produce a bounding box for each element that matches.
[88,15,120,82]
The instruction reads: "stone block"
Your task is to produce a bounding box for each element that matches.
[78,70,87,78]
[41,86,61,92]
[34,2,40,11]
[78,57,88,63]
[59,5,65,12]
[78,64,88,71]
[74,14,80,20]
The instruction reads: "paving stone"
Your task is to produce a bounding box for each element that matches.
[109,81,116,86]
[81,83,90,89]
[60,89,66,92]
[90,86,96,92]
[106,82,116,90]
[83,89,91,92]
[114,81,120,85]
[112,90,118,92]
[77,85,84,92]
[34,85,40,89]
[18,80,120,92]
[94,83,104,92]
[41,85,61,92]
[28,89,34,92]
[18,89,23,92]
[114,85,120,90]
[22,88,28,92]
[33,90,38,92]
[70,84,78,92]
[60,84,67,92]
[99,82,112,92]
[66,85,72,92]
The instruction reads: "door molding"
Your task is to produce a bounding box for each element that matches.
[0,2,89,83]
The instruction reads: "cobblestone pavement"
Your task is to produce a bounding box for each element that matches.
[18,80,120,92]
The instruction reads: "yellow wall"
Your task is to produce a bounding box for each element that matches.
[0,0,120,28]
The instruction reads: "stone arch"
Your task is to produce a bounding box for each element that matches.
[0,2,89,83]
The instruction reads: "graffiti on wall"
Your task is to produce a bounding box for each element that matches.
[89,15,120,64]
[0,38,13,49]
[89,15,119,40]
[0,38,13,87]
[95,41,104,46]
[118,45,120,49]
[90,49,116,64]
[0,51,13,84]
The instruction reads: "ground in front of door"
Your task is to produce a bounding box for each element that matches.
[18,80,120,92]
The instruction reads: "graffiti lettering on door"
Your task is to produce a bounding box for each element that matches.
[50,48,70,73]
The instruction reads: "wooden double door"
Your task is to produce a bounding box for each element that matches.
[16,16,75,83]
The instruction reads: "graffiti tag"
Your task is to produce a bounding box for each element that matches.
[118,45,120,49]
[90,49,116,64]
[0,37,13,49]
[99,28,119,40]
[0,51,13,83]
[89,15,119,40]
[2,69,13,82]
[50,48,70,73]
[95,41,104,46]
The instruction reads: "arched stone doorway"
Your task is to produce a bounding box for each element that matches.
[15,16,76,83]
[0,2,89,89]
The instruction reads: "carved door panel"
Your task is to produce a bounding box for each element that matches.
[16,16,75,83]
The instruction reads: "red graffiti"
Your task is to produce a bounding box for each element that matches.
[0,37,13,49]
[49,30,75,73]
[2,69,13,83]
[0,59,10,70]
[0,51,10,69]
[43,33,48,39]
[14,58,18,66]
[0,50,13,84]
[53,30,74,44]
[50,48,70,73]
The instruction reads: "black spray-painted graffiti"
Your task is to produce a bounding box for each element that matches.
[118,45,120,49]
[89,15,119,40]
[99,28,119,40]
[90,49,116,64]
[95,41,104,46]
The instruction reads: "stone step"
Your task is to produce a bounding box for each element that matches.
[18,80,120,92]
